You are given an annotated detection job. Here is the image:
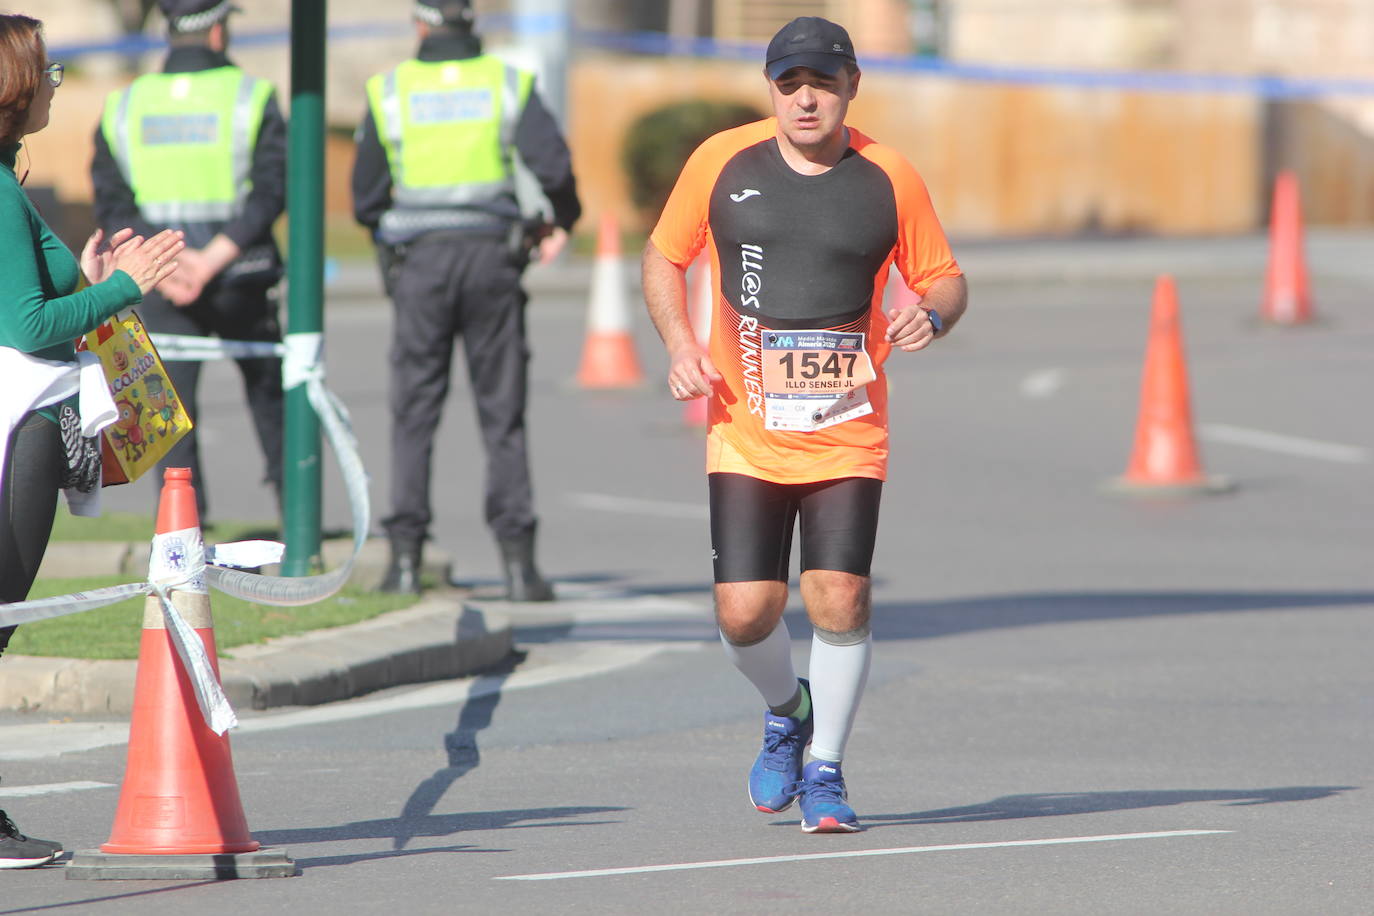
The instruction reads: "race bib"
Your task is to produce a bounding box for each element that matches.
[760,329,876,432]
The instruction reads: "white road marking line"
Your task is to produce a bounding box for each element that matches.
[495,830,1231,881]
[0,645,690,759]
[0,723,130,762]
[0,780,114,798]
[1020,368,1065,398]
[567,492,708,520]
[1198,424,1371,464]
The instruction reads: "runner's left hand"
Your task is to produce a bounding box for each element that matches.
[885,304,936,352]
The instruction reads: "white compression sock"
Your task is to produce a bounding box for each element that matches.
[808,630,872,763]
[719,621,800,710]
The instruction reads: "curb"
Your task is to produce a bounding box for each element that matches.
[0,591,513,715]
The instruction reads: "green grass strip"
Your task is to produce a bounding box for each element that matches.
[8,575,422,660]
[49,507,279,544]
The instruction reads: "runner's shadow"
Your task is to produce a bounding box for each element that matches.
[392,652,526,849]
[252,805,627,848]
[857,786,1356,829]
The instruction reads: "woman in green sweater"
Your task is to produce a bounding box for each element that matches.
[0,13,184,869]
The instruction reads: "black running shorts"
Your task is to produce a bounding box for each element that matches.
[708,473,883,583]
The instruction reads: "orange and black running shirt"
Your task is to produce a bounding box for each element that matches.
[650,118,962,484]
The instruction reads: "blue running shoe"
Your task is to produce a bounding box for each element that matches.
[747,681,813,813]
[792,760,861,833]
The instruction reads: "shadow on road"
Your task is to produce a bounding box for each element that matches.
[252,805,626,850]
[0,880,219,915]
[514,587,1373,646]
[859,785,1357,829]
[388,652,524,850]
[249,651,629,867]
[867,591,1374,642]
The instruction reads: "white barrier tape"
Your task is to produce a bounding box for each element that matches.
[149,334,285,362]
[149,580,237,735]
[205,375,369,605]
[283,332,324,392]
[208,540,285,569]
[0,583,150,629]
[0,372,370,734]
[147,526,236,734]
[150,528,208,595]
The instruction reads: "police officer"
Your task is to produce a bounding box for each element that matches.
[352,0,581,599]
[91,0,286,521]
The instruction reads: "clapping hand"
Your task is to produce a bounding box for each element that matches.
[101,229,186,295]
[80,227,136,285]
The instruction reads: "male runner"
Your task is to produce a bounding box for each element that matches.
[642,16,967,833]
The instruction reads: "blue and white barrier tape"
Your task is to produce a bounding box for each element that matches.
[51,25,1374,99]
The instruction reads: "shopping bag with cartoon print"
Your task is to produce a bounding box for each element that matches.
[79,309,192,484]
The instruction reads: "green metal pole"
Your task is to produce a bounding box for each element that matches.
[282,0,326,575]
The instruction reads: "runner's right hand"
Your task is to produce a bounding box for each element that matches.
[668,343,722,400]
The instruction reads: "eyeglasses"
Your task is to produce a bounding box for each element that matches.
[43,62,63,88]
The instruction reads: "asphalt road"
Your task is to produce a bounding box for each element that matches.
[1,231,1370,913]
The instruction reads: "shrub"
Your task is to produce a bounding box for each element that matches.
[621,99,765,225]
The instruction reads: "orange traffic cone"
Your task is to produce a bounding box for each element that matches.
[66,468,293,880]
[577,213,644,388]
[1260,170,1312,325]
[1108,276,1231,496]
[683,256,713,427]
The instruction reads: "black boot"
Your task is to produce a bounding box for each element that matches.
[379,536,422,595]
[498,529,554,602]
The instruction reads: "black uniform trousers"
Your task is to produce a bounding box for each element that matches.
[137,281,285,520]
[382,232,536,544]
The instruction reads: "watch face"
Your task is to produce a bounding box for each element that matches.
[928,308,942,332]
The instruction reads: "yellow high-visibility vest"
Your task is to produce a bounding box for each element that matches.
[102,67,272,230]
[366,55,532,242]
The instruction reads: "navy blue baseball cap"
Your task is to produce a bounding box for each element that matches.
[765,17,858,80]
[158,0,240,32]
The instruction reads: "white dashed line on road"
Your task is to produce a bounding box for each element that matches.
[0,780,114,798]
[1198,424,1370,464]
[1020,368,1066,398]
[494,829,1232,881]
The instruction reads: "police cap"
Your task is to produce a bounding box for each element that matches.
[413,0,475,28]
[158,0,241,33]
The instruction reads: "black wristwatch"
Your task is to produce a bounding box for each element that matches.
[926,308,943,335]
